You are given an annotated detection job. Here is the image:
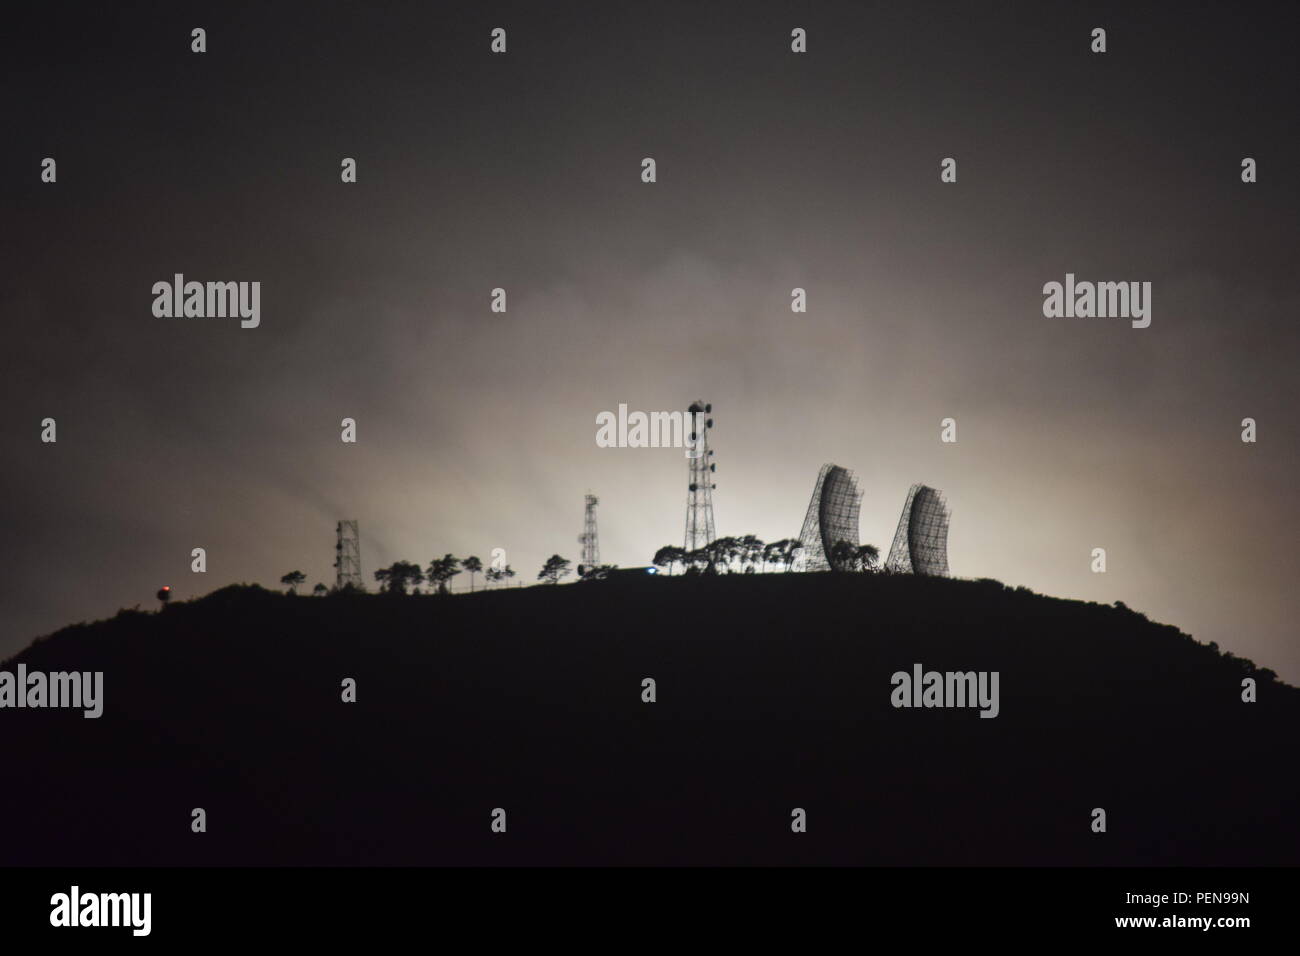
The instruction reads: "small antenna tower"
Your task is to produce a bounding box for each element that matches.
[684,400,716,551]
[335,520,362,590]
[578,494,600,574]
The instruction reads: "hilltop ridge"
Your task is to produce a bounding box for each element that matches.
[3,574,1296,865]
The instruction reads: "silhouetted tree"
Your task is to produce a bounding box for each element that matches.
[485,567,501,588]
[828,540,856,571]
[280,570,307,594]
[426,554,462,594]
[375,561,424,595]
[463,555,483,592]
[486,565,516,588]
[739,534,764,573]
[653,545,687,576]
[374,556,423,595]
[579,563,616,581]
[828,541,881,572]
[403,561,427,593]
[538,554,572,585]
[703,537,736,573]
[856,544,880,571]
[720,537,739,570]
[312,583,328,597]
[781,539,803,571]
[762,540,787,572]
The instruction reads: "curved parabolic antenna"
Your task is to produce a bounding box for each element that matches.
[797,463,863,571]
[796,465,831,571]
[818,465,864,571]
[885,484,950,576]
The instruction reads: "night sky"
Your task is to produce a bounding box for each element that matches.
[4,2,1298,681]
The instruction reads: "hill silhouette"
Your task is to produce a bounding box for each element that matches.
[3,574,1297,866]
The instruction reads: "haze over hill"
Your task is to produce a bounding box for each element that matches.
[3,573,1296,866]
[5,3,1299,690]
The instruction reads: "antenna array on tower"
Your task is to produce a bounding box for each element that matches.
[578,494,600,574]
[684,400,716,551]
[334,520,362,591]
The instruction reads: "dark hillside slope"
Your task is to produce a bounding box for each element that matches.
[2,575,1296,865]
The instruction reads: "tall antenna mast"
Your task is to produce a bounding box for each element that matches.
[684,400,716,552]
[578,493,600,574]
[335,520,362,591]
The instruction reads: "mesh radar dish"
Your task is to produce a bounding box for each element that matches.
[797,465,832,571]
[797,463,863,571]
[818,465,864,571]
[885,484,950,576]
